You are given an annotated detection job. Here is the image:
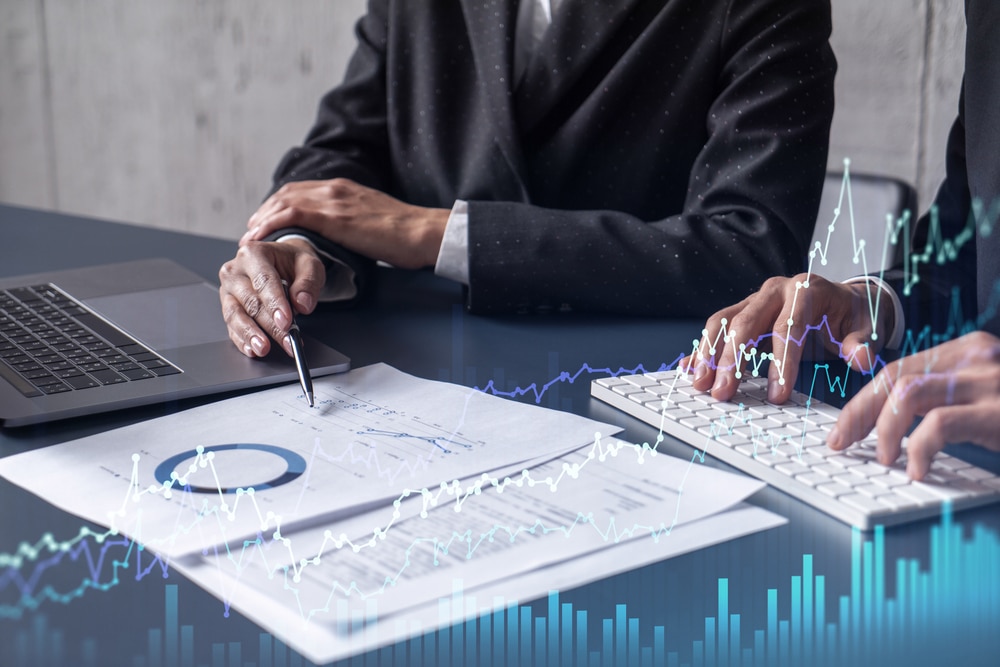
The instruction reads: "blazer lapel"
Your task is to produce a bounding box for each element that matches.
[515,0,651,136]
[459,0,529,199]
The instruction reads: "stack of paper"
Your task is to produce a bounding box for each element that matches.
[0,364,784,663]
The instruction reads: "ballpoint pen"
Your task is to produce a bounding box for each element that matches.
[281,279,315,407]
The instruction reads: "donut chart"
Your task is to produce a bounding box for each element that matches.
[153,444,307,494]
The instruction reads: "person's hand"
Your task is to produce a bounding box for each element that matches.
[827,331,1000,480]
[240,178,449,269]
[683,274,893,403]
[219,237,324,358]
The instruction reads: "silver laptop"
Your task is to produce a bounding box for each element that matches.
[0,258,350,426]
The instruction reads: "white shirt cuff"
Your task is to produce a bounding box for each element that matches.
[842,275,905,350]
[434,200,470,285]
[276,234,358,301]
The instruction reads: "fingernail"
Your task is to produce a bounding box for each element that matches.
[712,374,731,395]
[767,381,782,403]
[243,344,254,357]
[250,336,266,356]
[274,309,288,329]
[295,292,315,312]
[827,425,841,449]
[694,363,709,382]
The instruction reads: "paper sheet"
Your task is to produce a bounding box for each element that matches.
[171,442,783,664]
[0,363,622,557]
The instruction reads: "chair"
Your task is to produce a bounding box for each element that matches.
[807,170,918,282]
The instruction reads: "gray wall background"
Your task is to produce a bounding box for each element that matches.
[0,0,965,241]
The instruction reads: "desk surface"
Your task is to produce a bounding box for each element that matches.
[2,204,999,667]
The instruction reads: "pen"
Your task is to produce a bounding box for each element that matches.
[281,279,315,407]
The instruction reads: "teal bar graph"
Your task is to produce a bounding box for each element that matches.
[5,508,1000,667]
[718,579,728,667]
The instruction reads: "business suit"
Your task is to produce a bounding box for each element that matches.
[889,0,1000,338]
[272,0,836,316]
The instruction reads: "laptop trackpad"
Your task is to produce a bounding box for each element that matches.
[84,283,231,351]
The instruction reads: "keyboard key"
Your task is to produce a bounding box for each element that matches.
[873,494,921,512]
[622,374,658,388]
[816,482,849,498]
[867,472,908,489]
[73,313,137,347]
[628,391,661,405]
[679,416,713,431]
[795,473,830,488]
[110,361,142,372]
[935,456,973,472]
[841,494,888,514]
[957,466,997,481]
[120,368,156,381]
[776,462,811,477]
[718,433,752,448]
[855,484,891,499]
[64,374,100,390]
[89,369,126,385]
[893,484,941,505]
[78,360,111,373]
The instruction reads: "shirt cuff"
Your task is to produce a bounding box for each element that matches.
[842,275,905,350]
[276,234,358,301]
[434,200,470,285]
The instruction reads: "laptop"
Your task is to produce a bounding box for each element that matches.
[0,258,350,427]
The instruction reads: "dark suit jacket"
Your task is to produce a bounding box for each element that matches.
[272,0,836,316]
[887,0,1000,339]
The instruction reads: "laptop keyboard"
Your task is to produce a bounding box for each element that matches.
[0,284,181,398]
[591,370,1000,529]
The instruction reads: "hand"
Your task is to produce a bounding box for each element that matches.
[828,331,1000,480]
[683,274,892,403]
[219,238,324,358]
[240,178,450,270]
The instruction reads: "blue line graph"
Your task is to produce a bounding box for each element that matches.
[357,428,475,454]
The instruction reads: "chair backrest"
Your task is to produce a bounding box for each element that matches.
[808,171,918,282]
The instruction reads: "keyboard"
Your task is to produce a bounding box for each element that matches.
[0,284,181,398]
[591,370,1000,529]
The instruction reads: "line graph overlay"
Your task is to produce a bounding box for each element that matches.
[4,171,1000,634]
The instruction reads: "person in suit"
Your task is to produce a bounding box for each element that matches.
[687,0,1000,480]
[219,0,836,357]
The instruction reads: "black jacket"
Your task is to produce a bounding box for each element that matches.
[273,0,836,316]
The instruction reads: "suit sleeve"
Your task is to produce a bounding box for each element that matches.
[465,0,836,315]
[270,0,391,194]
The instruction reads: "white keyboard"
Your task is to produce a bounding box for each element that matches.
[591,370,1000,529]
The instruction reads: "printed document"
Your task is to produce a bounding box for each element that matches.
[0,363,622,557]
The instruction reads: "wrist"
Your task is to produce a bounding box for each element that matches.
[280,237,319,258]
[842,276,902,348]
[414,208,450,268]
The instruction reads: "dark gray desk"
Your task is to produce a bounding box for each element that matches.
[1,204,998,667]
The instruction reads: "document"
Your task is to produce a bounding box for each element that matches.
[172,442,782,664]
[0,363,622,557]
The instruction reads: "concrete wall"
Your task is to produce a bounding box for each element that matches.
[0,0,966,241]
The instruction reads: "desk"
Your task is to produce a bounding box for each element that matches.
[2,204,999,667]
